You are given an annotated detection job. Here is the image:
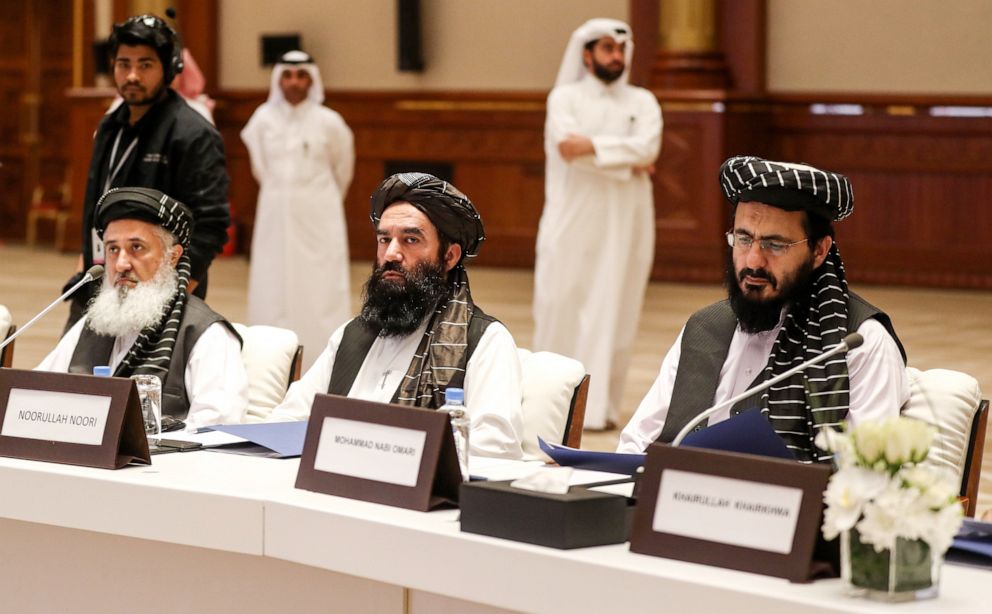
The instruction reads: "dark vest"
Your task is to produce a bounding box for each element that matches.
[68,296,241,419]
[327,308,498,404]
[656,292,907,443]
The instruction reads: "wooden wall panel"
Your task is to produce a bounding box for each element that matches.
[182,89,992,290]
[767,99,992,289]
[0,0,73,242]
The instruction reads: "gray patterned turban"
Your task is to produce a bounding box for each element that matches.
[370,173,485,263]
[95,187,193,249]
[719,156,854,222]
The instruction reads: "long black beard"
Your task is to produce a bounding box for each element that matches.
[725,249,816,333]
[359,260,450,337]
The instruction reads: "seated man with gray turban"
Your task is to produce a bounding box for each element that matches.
[37,187,248,427]
[272,173,524,459]
[618,156,909,462]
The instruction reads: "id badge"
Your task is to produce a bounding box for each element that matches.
[91,228,105,264]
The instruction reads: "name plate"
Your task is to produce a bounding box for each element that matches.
[653,470,802,554]
[0,369,150,469]
[314,417,427,487]
[296,394,461,511]
[629,444,830,583]
[3,388,112,445]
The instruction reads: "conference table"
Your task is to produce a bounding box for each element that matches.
[0,450,988,613]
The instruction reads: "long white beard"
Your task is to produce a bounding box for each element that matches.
[85,259,179,338]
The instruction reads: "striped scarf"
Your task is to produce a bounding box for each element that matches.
[757,244,851,463]
[393,267,474,409]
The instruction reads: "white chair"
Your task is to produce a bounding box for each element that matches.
[0,305,14,368]
[232,323,303,423]
[901,367,988,517]
[517,348,589,460]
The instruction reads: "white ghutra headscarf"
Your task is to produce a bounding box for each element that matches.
[554,18,634,88]
[267,50,325,107]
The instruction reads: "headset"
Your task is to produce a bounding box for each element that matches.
[108,9,184,85]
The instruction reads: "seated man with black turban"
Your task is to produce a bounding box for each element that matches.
[619,156,910,463]
[37,187,247,427]
[272,173,524,458]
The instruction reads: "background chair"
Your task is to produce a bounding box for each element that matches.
[517,348,589,460]
[0,305,14,368]
[26,179,71,250]
[232,323,303,422]
[901,367,988,517]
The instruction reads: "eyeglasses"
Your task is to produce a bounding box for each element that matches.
[725,231,807,257]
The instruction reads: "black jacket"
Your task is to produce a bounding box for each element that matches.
[81,89,230,282]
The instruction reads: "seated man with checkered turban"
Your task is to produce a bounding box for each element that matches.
[618,156,909,462]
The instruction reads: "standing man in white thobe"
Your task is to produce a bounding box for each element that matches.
[533,19,663,430]
[242,50,354,369]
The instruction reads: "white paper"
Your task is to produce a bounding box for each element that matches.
[652,469,803,554]
[589,482,635,498]
[2,388,111,446]
[313,417,427,487]
[152,430,248,447]
[468,457,545,481]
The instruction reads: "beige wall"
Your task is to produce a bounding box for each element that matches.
[219,0,992,95]
[767,0,992,94]
[218,0,627,91]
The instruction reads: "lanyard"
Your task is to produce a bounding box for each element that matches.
[104,128,139,193]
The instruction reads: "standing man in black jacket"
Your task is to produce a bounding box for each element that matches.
[65,13,230,328]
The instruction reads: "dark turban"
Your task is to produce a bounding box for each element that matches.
[370,173,485,263]
[719,156,853,222]
[95,187,194,249]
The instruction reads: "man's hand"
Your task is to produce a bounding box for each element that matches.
[558,134,595,161]
[186,279,199,294]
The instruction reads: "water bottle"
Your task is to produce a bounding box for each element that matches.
[439,387,470,481]
[131,374,162,436]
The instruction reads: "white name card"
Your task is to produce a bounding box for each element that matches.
[314,416,427,487]
[652,469,803,554]
[1,387,111,446]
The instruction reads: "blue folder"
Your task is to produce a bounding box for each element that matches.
[206,422,307,458]
[947,519,992,568]
[680,408,796,460]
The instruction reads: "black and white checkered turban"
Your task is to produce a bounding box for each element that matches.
[719,156,854,222]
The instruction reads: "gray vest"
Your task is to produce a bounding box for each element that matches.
[327,308,497,403]
[68,296,241,419]
[656,293,906,443]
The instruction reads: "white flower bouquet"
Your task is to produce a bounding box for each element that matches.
[816,416,963,601]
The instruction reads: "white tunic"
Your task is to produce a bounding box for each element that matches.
[271,319,525,459]
[533,74,662,429]
[617,318,910,453]
[36,319,248,428]
[241,100,354,370]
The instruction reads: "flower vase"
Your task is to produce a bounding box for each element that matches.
[841,528,941,602]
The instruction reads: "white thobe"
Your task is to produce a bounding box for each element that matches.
[241,100,354,370]
[36,319,249,428]
[617,318,910,453]
[271,319,525,459]
[533,74,663,429]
